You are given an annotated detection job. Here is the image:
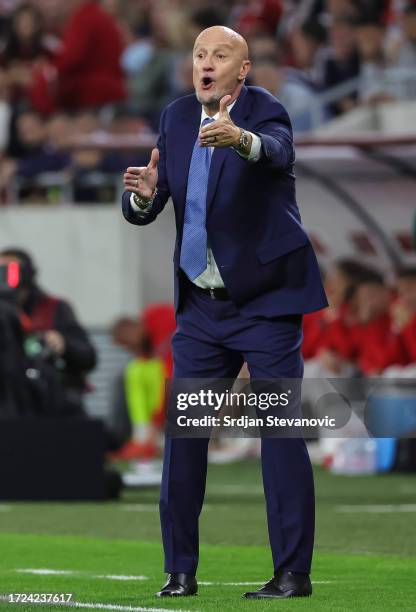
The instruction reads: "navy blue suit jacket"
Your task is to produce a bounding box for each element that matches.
[122,85,328,318]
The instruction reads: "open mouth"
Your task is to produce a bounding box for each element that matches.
[201,76,215,90]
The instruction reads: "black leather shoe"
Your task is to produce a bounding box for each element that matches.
[155,573,198,597]
[243,570,312,599]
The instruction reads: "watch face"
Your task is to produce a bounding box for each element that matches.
[241,131,249,147]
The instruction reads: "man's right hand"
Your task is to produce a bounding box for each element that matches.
[123,148,159,199]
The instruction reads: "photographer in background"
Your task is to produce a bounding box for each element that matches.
[0,247,97,415]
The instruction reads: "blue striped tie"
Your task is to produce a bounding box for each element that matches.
[180,117,214,280]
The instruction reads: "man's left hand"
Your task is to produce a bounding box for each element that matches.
[199,95,240,148]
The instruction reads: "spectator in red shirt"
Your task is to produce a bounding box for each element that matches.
[57,0,126,110]
[303,259,373,363]
[0,3,54,106]
[304,263,399,377]
[347,274,395,375]
[312,268,410,377]
[395,267,416,363]
[47,0,126,112]
[232,0,283,37]
[384,267,416,372]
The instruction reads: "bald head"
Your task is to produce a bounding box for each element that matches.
[193,25,251,114]
[194,26,249,60]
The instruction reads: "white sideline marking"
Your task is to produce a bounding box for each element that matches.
[121,504,217,513]
[0,597,195,612]
[122,505,158,512]
[16,569,332,586]
[16,569,148,581]
[399,484,416,493]
[17,569,74,575]
[72,604,195,612]
[336,503,416,513]
[94,575,148,581]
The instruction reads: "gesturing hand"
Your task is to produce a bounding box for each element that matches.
[199,95,241,148]
[123,148,159,199]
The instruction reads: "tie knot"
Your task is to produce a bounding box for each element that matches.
[202,117,214,126]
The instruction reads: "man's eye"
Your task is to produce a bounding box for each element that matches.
[217,54,225,59]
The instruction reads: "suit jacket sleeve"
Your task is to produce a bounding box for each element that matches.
[122,108,171,226]
[252,98,295,171]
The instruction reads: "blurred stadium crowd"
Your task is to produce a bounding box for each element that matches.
[0,0,416,202]
[303,260,416,377]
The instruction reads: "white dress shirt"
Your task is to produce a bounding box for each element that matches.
[130,100,262,289]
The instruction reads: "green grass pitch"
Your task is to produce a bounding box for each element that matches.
[0,461,415,611]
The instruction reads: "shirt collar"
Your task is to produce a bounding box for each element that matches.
[200,99,237,124]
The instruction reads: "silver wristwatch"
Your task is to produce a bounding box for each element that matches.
[237,128,250,152]
[133,187,158,211]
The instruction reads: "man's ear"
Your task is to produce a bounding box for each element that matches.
[238,59,251,81]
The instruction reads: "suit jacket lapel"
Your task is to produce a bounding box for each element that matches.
[206,86,251,212]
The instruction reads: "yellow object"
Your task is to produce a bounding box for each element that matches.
[124,358,165,425]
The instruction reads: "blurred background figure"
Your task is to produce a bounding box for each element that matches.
[390,2,416,69]
[355,12,393,104]
[108,303,175,460]
[384,267,416,377]
[231,0,283,37]
[0,2,55,110]
[288,19,327,83]
[251,59,322,131]
[121,13,172,129]
[321,17,360,115]
[0,110,71,201]
[0,247,96,415]
[37,0,125,114]
[303,259,372,374]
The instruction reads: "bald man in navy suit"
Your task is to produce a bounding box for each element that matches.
[122,25,327,600]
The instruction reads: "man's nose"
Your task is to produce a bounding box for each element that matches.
[201,55,214,70]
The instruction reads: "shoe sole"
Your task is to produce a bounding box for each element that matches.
[243,591,312,599]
